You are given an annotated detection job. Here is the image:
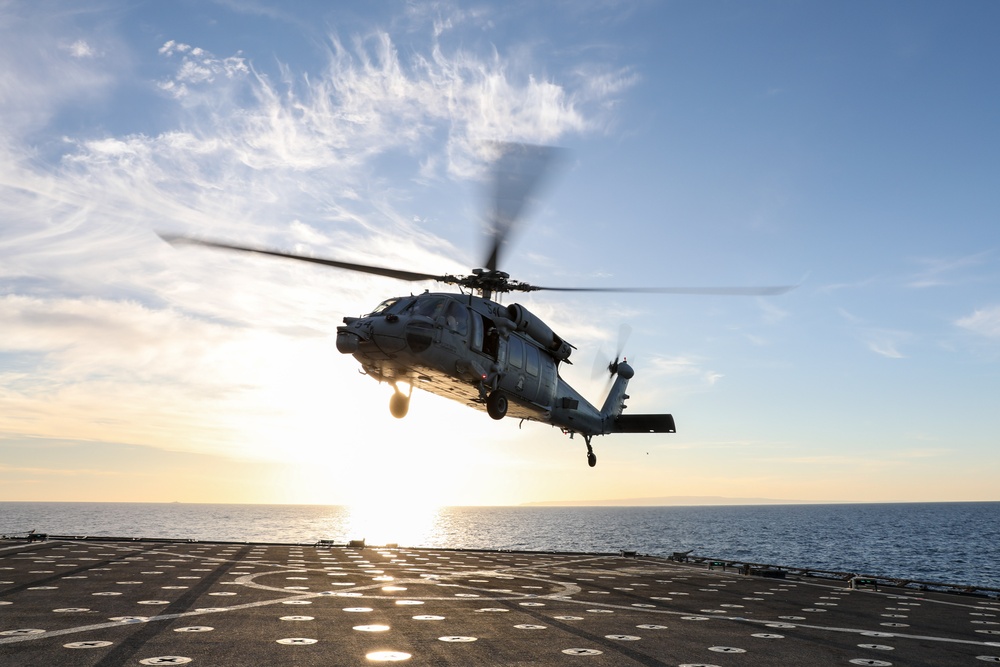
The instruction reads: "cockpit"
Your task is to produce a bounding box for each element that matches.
[367,297,414,316]
[410,296,469,334]
[367,295,469,335]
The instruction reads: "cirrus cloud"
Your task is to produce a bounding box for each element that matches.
[956,306,1000,338]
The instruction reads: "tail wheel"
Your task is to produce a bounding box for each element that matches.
[486,391,508,420]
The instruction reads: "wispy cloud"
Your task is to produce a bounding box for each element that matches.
[0,463,124,478]
[755,296,789,325]
[65,39,96,59]
[770,446,949,466]
[0,5,119,133]
[157,41,250,99]
[0,4,633,467]
[835,308,909,358]
[956,305,1000,338]
[906,251,992,288]
[816,275,882,295]
[818,250,994,295]
[864,328,908,359]
[648,354,724,388]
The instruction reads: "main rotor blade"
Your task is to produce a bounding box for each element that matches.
[529,285,797,295]
[159,234,451,283]
[483,143,562,273]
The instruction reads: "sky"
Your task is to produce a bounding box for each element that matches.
[2,0,999,508]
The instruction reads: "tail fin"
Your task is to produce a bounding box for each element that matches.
[599,360,677,434]
[600,361,634,425]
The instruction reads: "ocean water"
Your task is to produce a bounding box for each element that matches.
[1,501,998,590]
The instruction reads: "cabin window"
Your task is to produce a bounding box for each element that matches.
[469,310,483,351]
[525,345,539,376]
[508,336,524,369]
[482,315,499,359]
[445,301,469,335]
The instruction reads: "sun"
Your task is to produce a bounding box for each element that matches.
[207,327,530,513]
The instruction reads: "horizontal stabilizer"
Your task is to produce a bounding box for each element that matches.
[612,413,676,434]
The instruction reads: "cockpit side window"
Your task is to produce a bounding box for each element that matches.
[445,301,469,334]
[413,297,446,319]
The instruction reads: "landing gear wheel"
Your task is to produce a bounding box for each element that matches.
[486,391,508,420]
[389,391,409,419]
[585,437,597,467]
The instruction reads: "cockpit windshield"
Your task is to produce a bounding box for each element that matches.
[368,297,412,316]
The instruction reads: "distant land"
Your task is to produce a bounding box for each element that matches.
[522,496,813,507]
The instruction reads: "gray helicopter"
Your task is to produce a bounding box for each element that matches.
[162,144,791,467]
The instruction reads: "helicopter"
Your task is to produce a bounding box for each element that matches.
[161,143,791,467]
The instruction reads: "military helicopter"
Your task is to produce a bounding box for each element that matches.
[162,143,791,467]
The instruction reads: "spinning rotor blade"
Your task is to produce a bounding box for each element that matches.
[483,143,562,273]
[159,234,452,283]
[592,323,632,381]
[614,323,632,362]
[529,285,796,295]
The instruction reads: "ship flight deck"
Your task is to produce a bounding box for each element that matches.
[2,536,999,666]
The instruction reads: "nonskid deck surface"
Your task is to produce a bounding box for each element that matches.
[2,538,999,666]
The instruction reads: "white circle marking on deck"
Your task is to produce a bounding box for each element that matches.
[366,650,411,661]
[64,641,113,648]
[139,658,192,665]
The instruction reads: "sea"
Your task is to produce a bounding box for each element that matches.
[2,501,998,591]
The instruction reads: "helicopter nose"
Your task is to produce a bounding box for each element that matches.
[367,317,407,355]
[337,316,408,358]
[336,330,361,354]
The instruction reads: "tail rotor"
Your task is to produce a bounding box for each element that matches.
[592,323,632,393]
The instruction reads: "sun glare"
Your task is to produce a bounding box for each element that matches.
[343,499,442,547]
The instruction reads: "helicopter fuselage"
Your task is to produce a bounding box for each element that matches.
[335,291,675,464]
